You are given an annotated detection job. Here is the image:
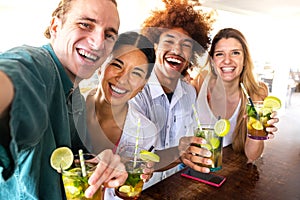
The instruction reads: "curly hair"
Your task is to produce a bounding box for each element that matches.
[44,0,117,39]
[141,0,214,65]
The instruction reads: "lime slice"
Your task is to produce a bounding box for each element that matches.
[214,119,230,137]
[201,144,212,151]
[119,185,132,193]
[139,150,160,162]
[50,147,74,171]
[261,107,272,116]
[247,116,257,130]
[68,167,83,175]
[209,138,220,149]
[248,116,257,124]
[251,120,264,130]
[263,96,281,110]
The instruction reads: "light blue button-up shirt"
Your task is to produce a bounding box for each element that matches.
[130,71,196,188]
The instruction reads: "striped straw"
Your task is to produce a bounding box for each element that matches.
[133,118,141,168]
[192,104,202,131]
[78,149,87,177]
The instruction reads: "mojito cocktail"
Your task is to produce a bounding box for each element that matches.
[115,159,145,200]
[115,145,146,200]
[116,144,160,199]
[195,127,223,172]
[62,154,104,200]
[246,96,281,140]
[246,101,271,140]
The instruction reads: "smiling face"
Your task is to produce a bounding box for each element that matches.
[154,27,193,81]
[212,38,244,83]
[100,47,149,106]
[50,0,120,83]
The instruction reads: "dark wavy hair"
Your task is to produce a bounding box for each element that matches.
[112,31,156,79]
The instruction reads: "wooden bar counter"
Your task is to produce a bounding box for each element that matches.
[140,106,300,200]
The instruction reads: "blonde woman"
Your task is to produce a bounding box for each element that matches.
[191,28,279,164]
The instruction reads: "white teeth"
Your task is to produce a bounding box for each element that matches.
[166,57,182,64]
[78,49,97,61]
[111,85,126,94]
[222,67,234,72]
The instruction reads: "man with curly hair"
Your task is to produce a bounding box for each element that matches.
[131,0,215,188]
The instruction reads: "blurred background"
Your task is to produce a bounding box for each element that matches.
[1,0,299,109]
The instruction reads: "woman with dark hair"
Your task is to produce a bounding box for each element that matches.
[85,31,156,152]
[84,31,157,198]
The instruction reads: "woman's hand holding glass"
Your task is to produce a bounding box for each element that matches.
[245,110,279,140]
[266,111,279,139]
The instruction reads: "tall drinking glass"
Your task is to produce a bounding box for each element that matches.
[62,154,104,200]
[194,125,223,172]
[246,101,272,140]
[115,145,146,200]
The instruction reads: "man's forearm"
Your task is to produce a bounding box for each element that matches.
[153,146,182,172]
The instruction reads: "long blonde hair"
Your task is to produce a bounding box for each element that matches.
[209,28,268,154]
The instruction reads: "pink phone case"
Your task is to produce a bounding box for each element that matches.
[181,168,226,187]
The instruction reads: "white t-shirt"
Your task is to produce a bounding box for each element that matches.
[196,75,240,147]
